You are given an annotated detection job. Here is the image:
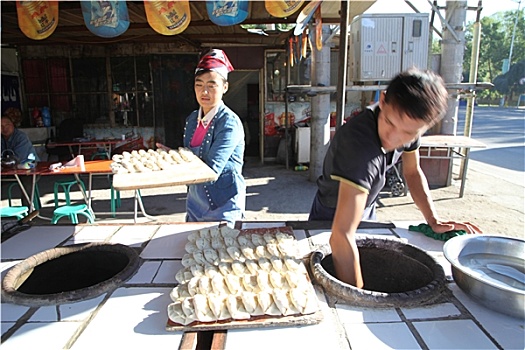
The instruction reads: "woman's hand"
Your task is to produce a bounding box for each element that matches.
[155,142,171,152]
[430,220,483,234]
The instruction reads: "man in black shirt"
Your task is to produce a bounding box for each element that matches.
[309,68,482,288]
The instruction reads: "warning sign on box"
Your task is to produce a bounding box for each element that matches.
[376,43,387,55]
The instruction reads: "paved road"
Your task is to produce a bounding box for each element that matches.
[457,106,524,186]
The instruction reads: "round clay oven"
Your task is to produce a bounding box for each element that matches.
[310,238,445,307]
[2,242,140,307]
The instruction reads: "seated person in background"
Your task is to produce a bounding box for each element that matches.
[309,68,482,288]
[1,115,41,208]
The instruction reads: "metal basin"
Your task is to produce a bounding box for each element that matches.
[443,235,525,319]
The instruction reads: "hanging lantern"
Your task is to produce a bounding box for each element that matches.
[16,1,59,40]
[144,1,191,35]
[80,0,130,38]
[264,0,304,18]
[206,0,249,26]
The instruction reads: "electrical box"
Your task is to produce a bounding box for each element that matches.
[349,13,429,82]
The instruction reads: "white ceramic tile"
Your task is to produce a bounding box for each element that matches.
[449,284,525,350]
[391,222,445,254]
[71,287,181,349]
[335,304,401,323]
[344,322,421,350]
[1,226,74,259]
[414,319,497,349]
[0,321,81,350]
[126,261,162,284]
[401,302,460,319]
[1,303,30,322]
[109,225,159,247]
[292,229,312,256]
[225,320,345,350]
[29,294,106,322]
[308,229,331,247]
[141,223,215,259]
[65,225,120,244]
[153,260,181,284]
[356,228,394,235]
[1,322,15,336]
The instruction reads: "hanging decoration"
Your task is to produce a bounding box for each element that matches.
[80,1,129,38]
[16,1,59,40]
[264,0,304,18]
[206,0,249,26]
[294,0,322,36]
[144,1,191,35]
[301,28,308,58]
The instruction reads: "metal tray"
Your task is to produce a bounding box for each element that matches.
[443,235,524,319]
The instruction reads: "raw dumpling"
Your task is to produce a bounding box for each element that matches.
[211,274,229,295]
[241,274,260,293]
[226,246,244,261]
[217,248,233,263]
[223,236,239,248]
[256,270,272,291]
[193,294,215,322]
[241,246,257,260]
[190,264,205,277]
[188,276,201,296]
[175,267,193,283]
[168,301,192,325]
[221,226,240,238]
[272,289,299,316]
[283,256,306,273]
[181,298,197,324]
[269,270,287,289]
[263,233,277,244]
[278,241,299,257]
[258,257,272,272]
[240,291,258,314]
[270,256,285,272]
[237,235,255,248]
[255,245,270,258]
[226,295,251,320]
[218,262,233,276]
[169,284,190,301]
[181,254,197,267]
[198,276,213,294]
[207,293,230,320]
[284,270,308,289]
[196,237,211,250]
[209,227,221,238]
[289,288,318,315]
[259,291,281,316]
[244,259,259,275]
[187,231,200,243]
[250,233,265,247]
[276,232,294,243]
[199,228,211,239]
[185,241,199,253]
[203,248,219,265]
[211,237,225,250]
[266,243,281,257]
[204,264,220,278]
[231,260,248,276]
[193,251,207,265]
[224,273,243,294]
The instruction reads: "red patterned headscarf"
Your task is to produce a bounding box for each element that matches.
[195,49,234,80]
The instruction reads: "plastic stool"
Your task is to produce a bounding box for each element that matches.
[51,204,94,224]
[7,182,41,210]
[54,178,86,208]
[0,206,29,220]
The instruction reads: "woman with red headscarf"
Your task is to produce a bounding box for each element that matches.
[158,49,246,227]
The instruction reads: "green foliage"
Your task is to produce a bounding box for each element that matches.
[463,9,525,100]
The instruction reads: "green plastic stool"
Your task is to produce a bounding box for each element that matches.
[51,204,94,224]
[0,206,29,220]
[91,151,109,160]
[7,182,41,210]
[54,178,86,208]
[110,183,121,218]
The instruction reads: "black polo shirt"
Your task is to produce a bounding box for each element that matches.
[316,105,419,218]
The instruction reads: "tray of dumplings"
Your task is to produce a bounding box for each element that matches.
[111,148,218,191]
[166,226,323,331]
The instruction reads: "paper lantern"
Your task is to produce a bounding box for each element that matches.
[265,0,304,18]
[144,1,191,35]
[81,0,129,38]
[206,0,249,26]
[16,1,59,40]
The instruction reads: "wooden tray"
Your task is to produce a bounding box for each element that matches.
[112,157,217,191]
[165,226,323,332]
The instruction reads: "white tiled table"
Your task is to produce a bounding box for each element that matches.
[1,221,523,349]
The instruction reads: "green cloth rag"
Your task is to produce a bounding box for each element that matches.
[408,223,467,242]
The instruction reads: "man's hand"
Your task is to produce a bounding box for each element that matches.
[155,142,171,152]
[430,220,483,234]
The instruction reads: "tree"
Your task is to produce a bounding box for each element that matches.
[463,9,525,102]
